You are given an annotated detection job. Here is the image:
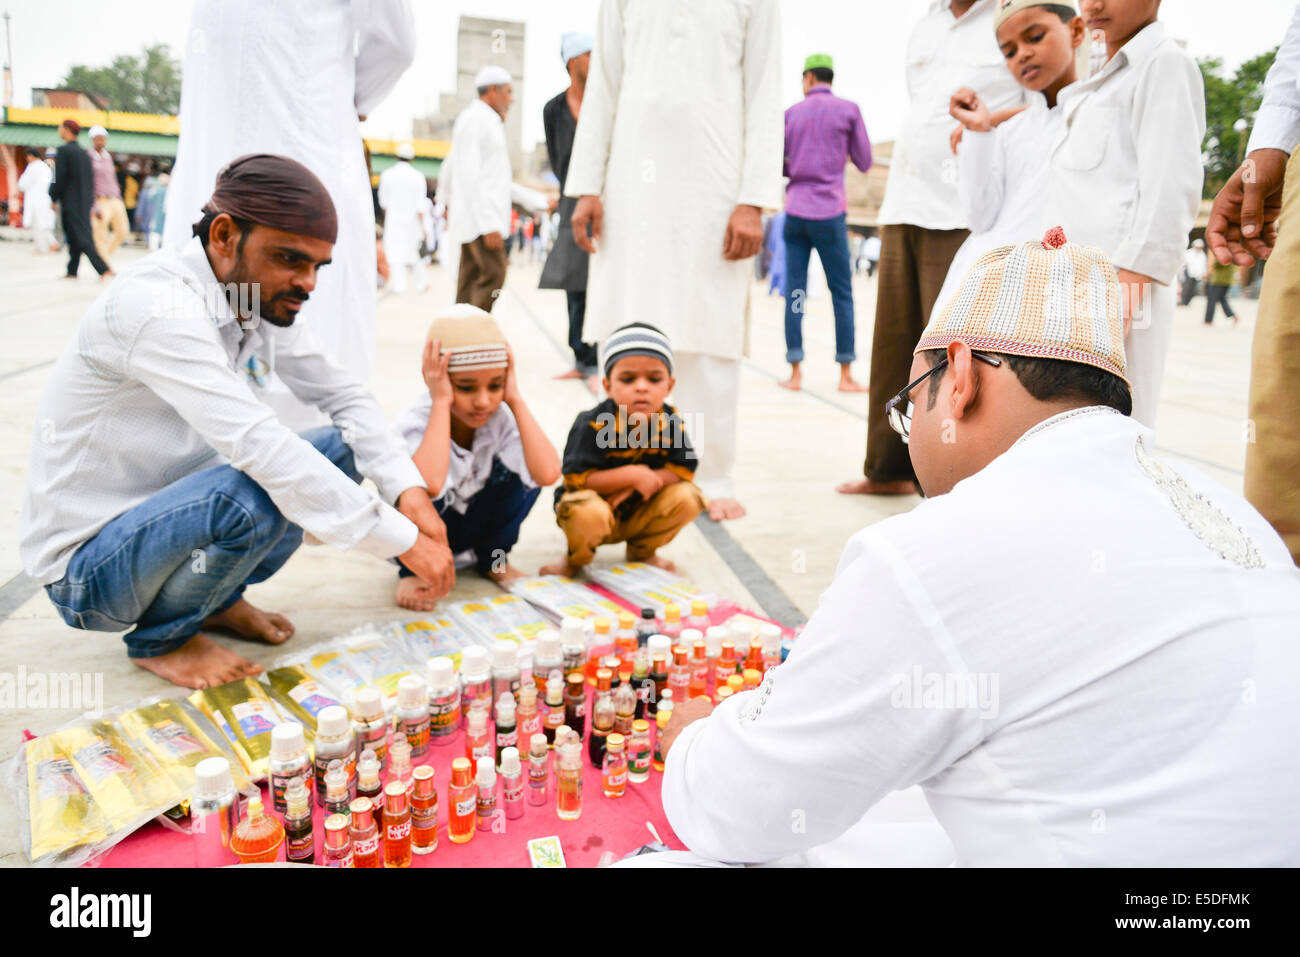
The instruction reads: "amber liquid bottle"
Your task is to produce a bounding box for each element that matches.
[588,668,615,768]
[230,792,284,864]
[556,739,583,821]
[410,765,439,855]
[447,757,477,844]
[601,733,628,798]
[564,672,587,738]
[349,797,381,868]
[383,781,412,868]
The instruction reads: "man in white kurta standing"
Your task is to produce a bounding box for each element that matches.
[18,149,58,253]
[378,143,429,295]
[567,0,785,521]
[164,0,414,427]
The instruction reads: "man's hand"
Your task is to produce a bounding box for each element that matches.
[1207,148,1288,266]
[949,87,991,132]
[398,531,455,598]
[949,124,964,155]
[397,486,448,542]
[572,195,603,253]
[1116,267,1153,339]
[659,695,715,760]
[422,338,453,404]
[722,204,763,261]
[482,230,504,252]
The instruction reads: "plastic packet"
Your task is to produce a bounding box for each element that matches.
[507,575,626,623]
[397,616,480,666]
[338,626,415,704]
[448,595,550,647]
[14,733,111,865]
[263,663,345,731]
[588,563,721,617]
[188,678,299,781]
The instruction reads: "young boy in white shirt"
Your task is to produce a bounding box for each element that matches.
[393,305,561,608]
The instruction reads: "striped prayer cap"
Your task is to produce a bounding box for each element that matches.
[426,303,508,371]
[601,323,674,378]
[916,226,1127,384]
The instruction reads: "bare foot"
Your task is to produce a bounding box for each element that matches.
[203,598,295,644]
[639,553,677,573]
[539,559,581,577]
[100,270,116,282]
[134,633,262,689]
[777,372,802,391]
[396,576,441,612]
[835,478,917,495]
[553,369,584,380]
[59,273,77,280]
[707,497,747,521]
[487,562,529,586]
[838,376,869,393]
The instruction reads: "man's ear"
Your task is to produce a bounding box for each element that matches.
[946,340,981,420]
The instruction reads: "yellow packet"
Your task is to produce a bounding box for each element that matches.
[56,723,177,832]
[188,679,284,780]
[306,648,370,704]
[115,698,252,795]
[24,734,110,863]
[264,665,344,730]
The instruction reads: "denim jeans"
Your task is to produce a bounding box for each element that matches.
[398,457,541,577]
[783,212,857,364]
[44,426,359,658]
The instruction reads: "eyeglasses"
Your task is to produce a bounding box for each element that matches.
[886,352,1003,440]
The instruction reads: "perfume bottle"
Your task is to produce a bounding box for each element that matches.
[704,626,727,697]
[350,686,389,767]
[283,778,314,865]
[688,638,709,700]
[744,637,765,675]
[383,781,412,868]
[564,672,588,737]
[324,760,353,817]
[657,603,680,641]
[388,736,414,795]
[653,689,674,772]
[716,641,738,687]
[427,656,461,745]
[410,765,438,855]
[268,721,312,814]
[323,812,353,867]
[613,677,636,736]
[475,756,498,832]
[230,792,284,864]
[560,617,587,679]
[686,599,710,632]
[516,681,543,746]
[349,796,381,868]
[532,631,564,695]
[396,674,431,757]
[447,757,477,844]
[356,748,384,829]
[464,705,492,765]
[495,692,518,766]
[628,720,652,784]
[601,733,628,798]
[613,611,637,664]
[589,668,615,768]
[729,619,755,650]
[760,623,783,670]
[500,746,524,820]
[586,617,611,683]
[459,645,492,726]
[527,733,549,806]
[556,737,583,821]
[313,704,356,806]
[491,640,521,718]
[667,645,691,703]
[191,756,240,868]
[542,672,566,745]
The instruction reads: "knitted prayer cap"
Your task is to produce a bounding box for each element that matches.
[601,323,674,378]
[426,303,509,371]
[994,0,1079,29]
[916,226,1128,384]
[803,53,833,72]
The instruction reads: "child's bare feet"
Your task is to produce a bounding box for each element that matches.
[539,559,580,577]
[707,497,746,520]
[640,553,677,573]
[134,634,262,689]
[396,576,442,611]
[203,598,294,644]
[487,562,528,586]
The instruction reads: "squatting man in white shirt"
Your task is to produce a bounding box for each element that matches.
[654,229,1300,867]
[19,154,456,690]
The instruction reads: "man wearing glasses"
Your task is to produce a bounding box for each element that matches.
[649,230,1300,867]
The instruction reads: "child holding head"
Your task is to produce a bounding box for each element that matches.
[393,304,561,608]
[541,323,704,576]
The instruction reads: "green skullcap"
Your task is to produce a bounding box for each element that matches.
[803,53,833,73]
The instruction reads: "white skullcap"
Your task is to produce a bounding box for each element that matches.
[561,32,593,65]
[88,125,108,139]
[396,142,415,160]
[474,65,512,89]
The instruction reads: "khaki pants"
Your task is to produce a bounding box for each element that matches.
[92,196,129,264]
[456,235,508,311]
[1244,150,1300,565]
[555,483,704,567]
[863,224,969,483]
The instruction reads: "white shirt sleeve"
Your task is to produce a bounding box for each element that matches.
[564,0,624,197]
[738,0,785,209]
[660,530,984,863]
[956,127,1005,234]
[352,0,416,118]
[1247,3,1300,155]
[126,309,417,560]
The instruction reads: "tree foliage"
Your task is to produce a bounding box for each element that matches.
[59,44,182,115]
[1200,48,1277,198]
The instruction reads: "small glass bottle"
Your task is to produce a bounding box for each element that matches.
[410,765,439,855]
[230,791,284,864]
[500,746,525,820]
[667,645,691,702]
[350,686,389,768]
[589,668,615,768]
[556,737,583,821]
[745,637,766,675]
[628,720,652,784]
[560,617,587,679]
[356,748,384,829]
[383,781,412,868]
[427,656,461,745]
[657,603,680,641]
[689,638,710,700]
[283,778,315,865]
[653,690,674,772]
[648,636,671,718]
[491,640,521,718]
[495,692,518,766]
[704,626,727,698]
[614,611,638,664]
[729,619,755,652]
[686,598,710,632]
[349,796,381,868]
[464,705,492,765]
[323,759,353,817]
[459,645,493,726]
[269,721,312,813]
[630,647,652,720]
[396,674,431,757]
[323,813,353,867]
[515,681,543,747]
[313,704,356,807]
[716,641,738,687]
[447,757,477,845]
[533,631,564,695]
[760,623,784,670]
[527,733,549,806]
[475,756,498,832]
[191,756,240,868]
[564,672,587,737]
[613,678,636,736]
[586,617,611,683]
[388,736,414,795]
[601,733,628,798]
[542,672,566,745]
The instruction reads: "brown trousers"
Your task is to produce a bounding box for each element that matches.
[863,223,969,483]
[456,236,508,311]
[1245,150,1300,565]
[555,483,704,566]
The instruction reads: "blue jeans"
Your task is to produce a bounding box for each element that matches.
[44,427,358,659]
[398,458,540,577]
[783,212,856,364]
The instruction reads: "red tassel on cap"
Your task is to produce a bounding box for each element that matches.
[1041,226,1067,250]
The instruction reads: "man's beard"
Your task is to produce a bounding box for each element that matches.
[225,252,307,327]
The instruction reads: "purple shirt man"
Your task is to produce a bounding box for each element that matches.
[89,146,121,199]
[783,85,871,219]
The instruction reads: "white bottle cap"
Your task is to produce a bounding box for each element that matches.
[194,756,232,799]
[270,721,305,761]
[427,656,456,691]
[398,674,427,709]
[499,746,521,776]
[530,733,548,751]
[660,688,674,703]
[729,620,753,643]
[476,755,496,785]
[497,692,516,721]
[760,623,782,651]
[518,681,537,704]
[680,628,704,646]
[537,631,562,660]
[467,707,487,733]
[492,639,518,670]
[353,686,384,720]
[560,616,586,645]
[316,704,350,738]
[648,635,672,659]
[705,625,727,655]
[461,645,489,678]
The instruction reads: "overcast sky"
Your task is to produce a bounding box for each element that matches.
[5,1,1293,149]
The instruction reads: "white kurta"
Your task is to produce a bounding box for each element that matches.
[378,160,427,267]
[564,0,784,359]
[441,99,513,247]
[163,0,414,387]
[662,407,1300,866]
[18,160,55,233]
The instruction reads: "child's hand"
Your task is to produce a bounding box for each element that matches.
[503,345,522,405]
[629,465,664,500]
[949,87,991,133]
[422,338,453,403]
